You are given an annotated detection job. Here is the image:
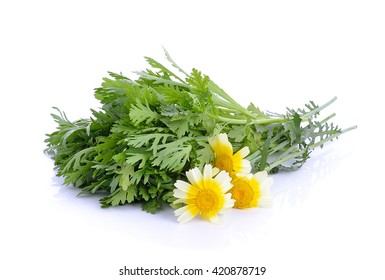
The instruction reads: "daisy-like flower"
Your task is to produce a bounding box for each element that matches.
[228,170,273,209]
[208,133,251,175]
[173,164,235,224]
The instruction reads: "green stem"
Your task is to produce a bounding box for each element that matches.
[212,95,256,118]
[303,96,337,118]
[209,114,289,125]
[207,114,247,124]
[265,125,357,172]
[269,140,290,156]
[247,150,261,162]
[251,117,286,125]
[340,125,358,134]
[208,81,257,119]
[320,113,336,124]
[248,141,290,165]
[247,132,288,163]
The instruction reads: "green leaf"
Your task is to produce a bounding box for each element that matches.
[284,113,302,144]
[195,142,214,169]
[142,199,162,214]
[129,101,160,126]
[163,47,188,76]
[100,185,137,208]
[124,149,151,169]
[161,114,203,138]
[124,133,174,154]
[228,125,246,142]
[152,138,192,172]
[144,56,186,83]
[157,85,194,110]
[186,68,210,92]
[247,102,268,118]
[139,186,150,201]
[110,175,120,193]
[118,165,135,191]
[62,147,96,173]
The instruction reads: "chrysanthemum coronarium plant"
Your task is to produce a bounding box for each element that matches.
[45,48,356,223]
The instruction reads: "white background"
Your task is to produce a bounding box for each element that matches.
[1,1,384,279]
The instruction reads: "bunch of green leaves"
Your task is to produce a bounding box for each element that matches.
[45,49,356,213]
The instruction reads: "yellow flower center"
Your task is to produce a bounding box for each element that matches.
[215,155,233,173]
[229,177,260,209]
[186,178,226,220]
[195,190,219,212]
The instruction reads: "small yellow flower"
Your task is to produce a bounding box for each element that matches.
[228,171,273,209]
[208,133,251,175]
[173,164,234,224]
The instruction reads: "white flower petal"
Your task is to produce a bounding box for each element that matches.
[254,170,268,182]
[209,215,222,224]
[208,135,216,147]
[239,159,252,174]
[261,177,273,189]
[236,146,250,158]
[219,133,233,153]
[173,189,188,199]
[210,133,233,154]
[212,167,220,176]
[218,133,229,142]
[258,195,273,208]
[235,173,253,180]
[174,180,192,192]
[223,194,235,208]
[174,205,189,217]
[203,164,213,179]
[173,198,187,204]
[215,171,233,192]
[177,208,197,224]
[219,207,231,215]
[186,167,202,186]
[208,134,220,148]
[258,176,273,208]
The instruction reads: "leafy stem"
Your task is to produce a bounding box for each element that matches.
[265,125,357,172]
[45,48,357,213]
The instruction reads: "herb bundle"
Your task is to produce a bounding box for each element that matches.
[45,49,355,215]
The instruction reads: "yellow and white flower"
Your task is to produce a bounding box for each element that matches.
[173,164,235,224]
[209,133,251,175]
[228,171,273,209]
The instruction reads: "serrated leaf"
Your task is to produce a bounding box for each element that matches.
[144,56,185,83]
[195,142,214,169]
[186,68,210,92]
[142,199,161,214]
[228,125,246,142]
[152,138,192,172]
[139,186,150,201]
[284,113,302,144]
[129,101,160,126]
[125,133,174,155]
[247,102,267,118]
[124,149,151,169]
[118,165,135,191]
[110,175,120,193]
[100,186,137,207]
